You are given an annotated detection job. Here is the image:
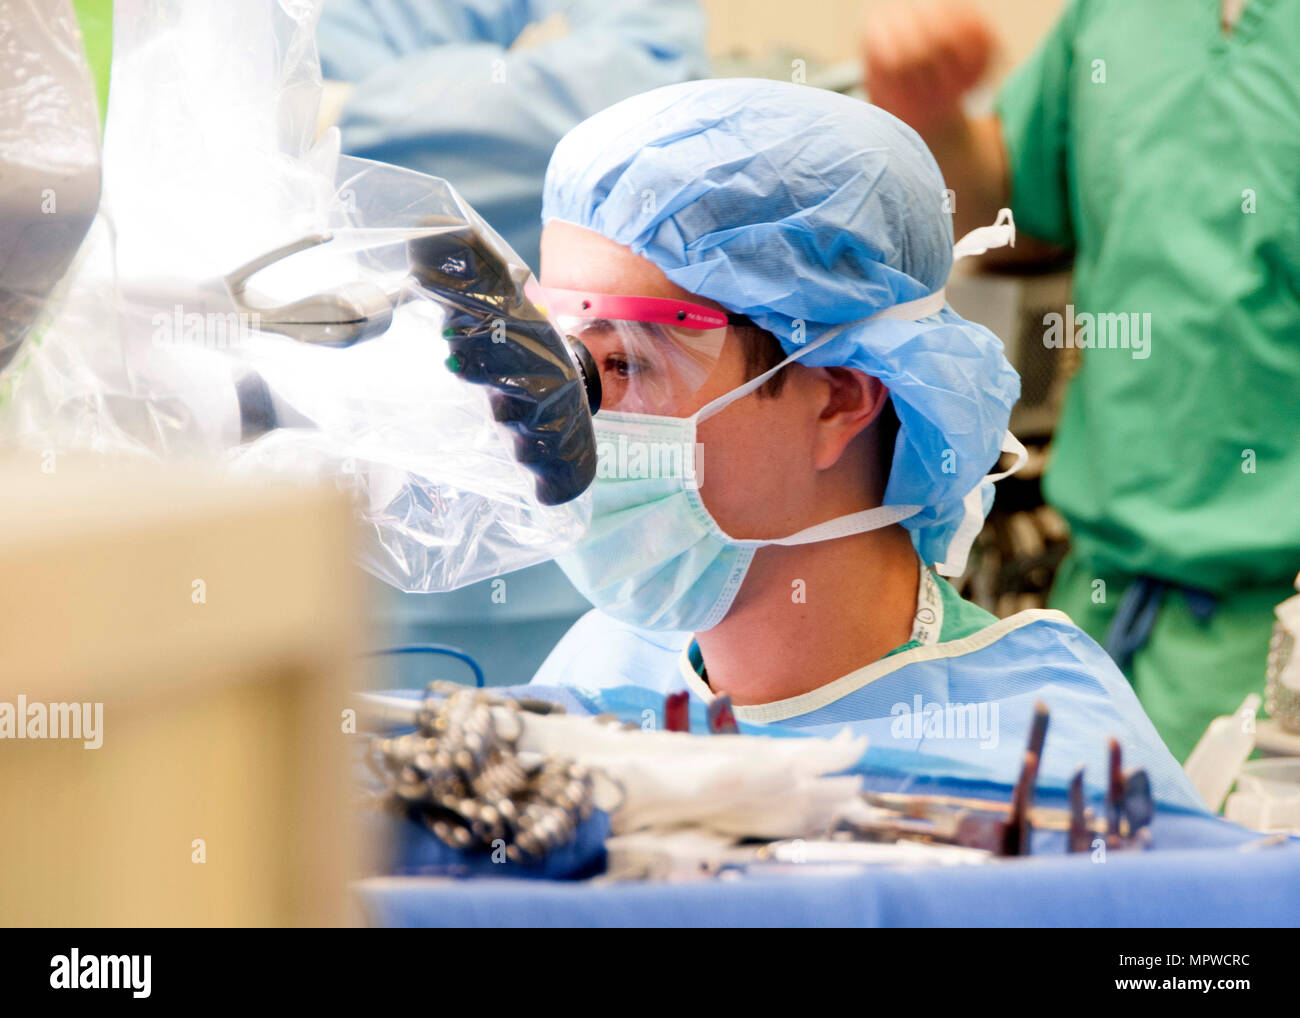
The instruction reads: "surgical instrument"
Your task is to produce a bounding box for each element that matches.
[707,693,739,734]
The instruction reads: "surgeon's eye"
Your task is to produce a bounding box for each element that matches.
[602,354,651,380]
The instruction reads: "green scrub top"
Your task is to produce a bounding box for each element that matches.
[997,0,1300,595]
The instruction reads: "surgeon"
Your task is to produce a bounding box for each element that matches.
[861,0,1300,763]
[527,78,1205,812]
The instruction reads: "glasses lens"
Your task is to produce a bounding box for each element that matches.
[557,316,727,415]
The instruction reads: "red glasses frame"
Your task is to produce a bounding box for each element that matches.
[528,283,750,330]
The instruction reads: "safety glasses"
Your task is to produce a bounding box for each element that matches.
[530,284,751,416]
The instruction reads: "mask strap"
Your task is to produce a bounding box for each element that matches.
[693,287,950,424]
[739,501,924,548]
[934,430,1028,577]
[761,429,1024,557]
[927,208,1019,577]
[952,207,1016,261]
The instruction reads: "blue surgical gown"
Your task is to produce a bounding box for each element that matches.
[316,0,710,268]
[532,607,1209,813]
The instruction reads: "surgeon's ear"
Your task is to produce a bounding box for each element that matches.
[809,367,889,471]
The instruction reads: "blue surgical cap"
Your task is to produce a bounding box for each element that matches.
[542,78,1020,569]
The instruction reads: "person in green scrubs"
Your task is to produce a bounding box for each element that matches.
[863,0,1300,761]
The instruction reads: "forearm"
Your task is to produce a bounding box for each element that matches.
[925,112,1067,267]
[922,112,1008,240]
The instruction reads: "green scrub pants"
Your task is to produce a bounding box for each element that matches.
[1049,552,1288,764]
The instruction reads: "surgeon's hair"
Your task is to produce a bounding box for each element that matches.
[735,322,791,398]
[736,322,898,484]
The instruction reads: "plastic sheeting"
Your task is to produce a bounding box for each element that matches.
[0,0,101,377]
[0,0,591,592]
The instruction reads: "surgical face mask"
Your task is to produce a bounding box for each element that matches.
[554,210,1023,632]
[554,292,950,632]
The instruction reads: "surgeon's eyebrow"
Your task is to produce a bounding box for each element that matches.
[560,317,612,338]
[574,318,659,339]
[562,317,612,330]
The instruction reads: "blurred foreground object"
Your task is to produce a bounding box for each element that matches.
[1225,759,1300,835]
[358,687,1160,887]
[0,458,366,926]
[1210,573,1300,832]
[1183,693,1261,815]
[1265,575,1300,736]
